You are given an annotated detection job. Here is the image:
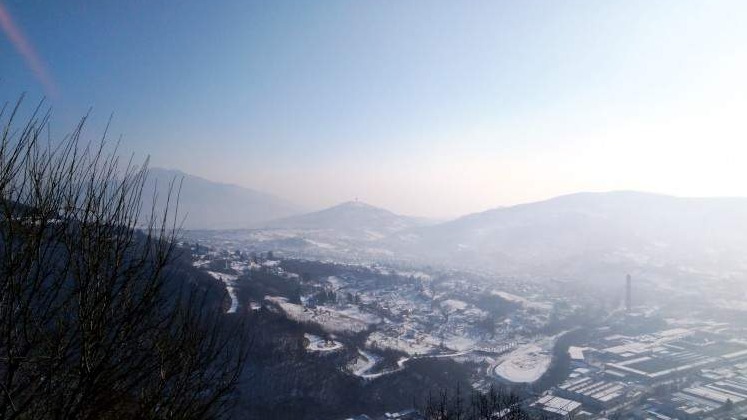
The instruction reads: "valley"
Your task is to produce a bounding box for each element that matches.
[182,191,747,419]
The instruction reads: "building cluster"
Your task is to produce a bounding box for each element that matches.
[529,323,747,419]
[643,362,747,419]
[530,394,585,418]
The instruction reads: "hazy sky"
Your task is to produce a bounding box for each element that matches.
[2,1,747,218]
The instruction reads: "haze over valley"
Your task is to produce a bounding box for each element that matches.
[4,1,747,419]
[178,168,747,285]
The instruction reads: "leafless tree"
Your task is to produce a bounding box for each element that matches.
[0,97,247,419]
[424,384,532,420]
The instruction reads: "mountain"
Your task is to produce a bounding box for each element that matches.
[392,191,747,280]
[143,168,304,230]
[265,201,430,241]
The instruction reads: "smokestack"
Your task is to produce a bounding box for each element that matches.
[625,274,632,313]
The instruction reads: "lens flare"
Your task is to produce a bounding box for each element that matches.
[0,2,58,99]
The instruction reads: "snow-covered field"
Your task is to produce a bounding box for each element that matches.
[304,239,336,249]
[367,330,438,356]
[395,270,432,281]
[332,305,381,325]
[441,334,476,352]
[440,299,469,313]
[304,333,343,352]
[491,333,564,383]
[493,343,551,383]
[491,290,552,311]
[265,296,378,333]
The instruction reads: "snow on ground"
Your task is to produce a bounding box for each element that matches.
[491,290,530,305]
[359,348,475,380]
[326,275,344,289]
[367,330,438,356]
[440,299,469,313]
[493,343,551,383]
[441,334,477,352]
[363,230,386,240]
[349,349,381,377]
[193,258,210,268]
[230,261,248,272]
[362,247,395,256]
[206,271,239,313]
[265,297,377,333]
[265,296,307,319]
[304,333,343,352]
[492,334,563,383]
[464,307,488,318]
[305,239,336,249]
[348,348,429,380]
[329,304,381,325]
[395,270,432,281]
[491,290,552,311]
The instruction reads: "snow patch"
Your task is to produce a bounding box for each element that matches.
[206,271,239,313]
[304,333,343,352]
[493,343,551,383]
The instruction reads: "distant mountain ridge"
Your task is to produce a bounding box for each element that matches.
[265,200,431,240]
[392,191,747,279]
[143,168,304,230]
[163,176,747,282]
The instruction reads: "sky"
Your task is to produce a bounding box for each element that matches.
[2,1,747,218]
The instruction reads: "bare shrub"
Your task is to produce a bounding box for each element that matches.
[0,97,246,419]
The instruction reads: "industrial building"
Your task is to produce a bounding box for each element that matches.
[529,395,585,419]
[556,376,629,410]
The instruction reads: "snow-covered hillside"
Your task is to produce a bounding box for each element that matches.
[143,168,304,229]
[389,191,747,280]
[264,200,431,241]
[187,191,747,284]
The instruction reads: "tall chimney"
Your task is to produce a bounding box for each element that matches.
[625,274,632,313]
